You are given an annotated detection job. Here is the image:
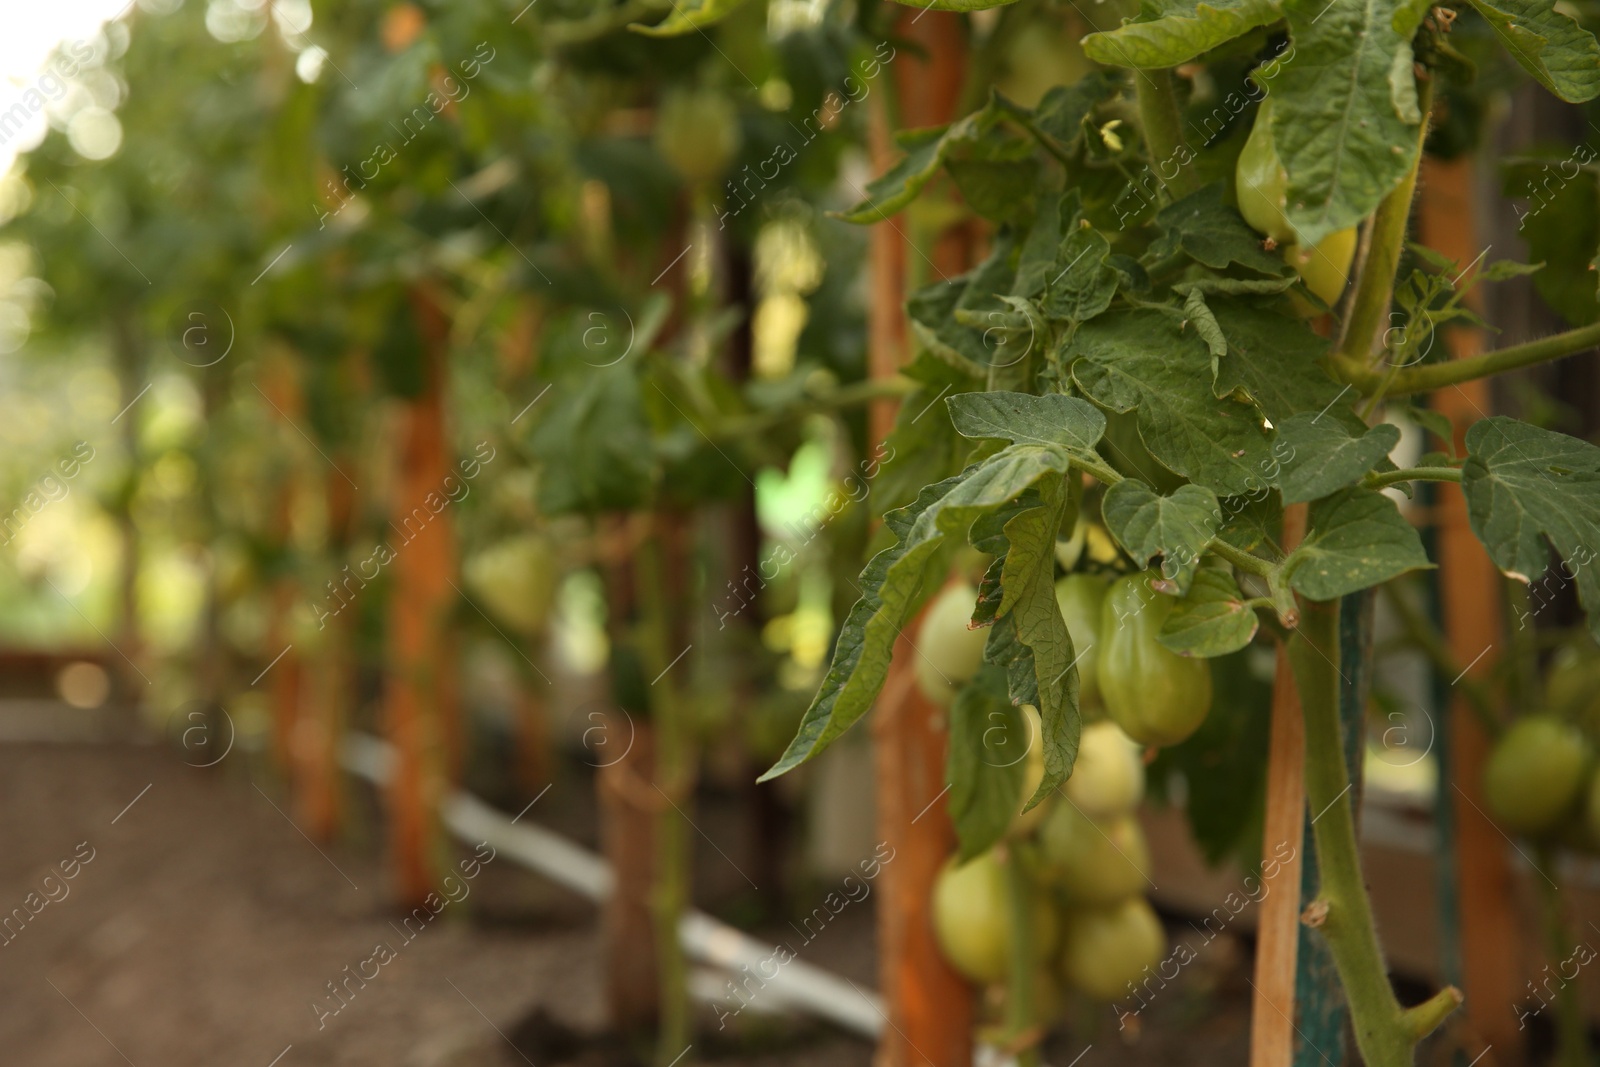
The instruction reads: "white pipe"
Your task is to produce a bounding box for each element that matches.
[338,734,884,1040]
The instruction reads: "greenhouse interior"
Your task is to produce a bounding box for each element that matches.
[4,0,1600,1064]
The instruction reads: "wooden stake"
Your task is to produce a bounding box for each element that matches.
[871,15,977,1067]
[1420,155,1520,1056]
[383,286,461,906]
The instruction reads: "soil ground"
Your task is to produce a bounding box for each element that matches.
[0,734,1252,1066]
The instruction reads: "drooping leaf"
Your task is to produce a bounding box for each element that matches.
[1282,487,1432,600]
[1464,0,1600,103]
[1159,567,1260,655]
[1462,417,1600,638]
[762,397,1106,781]
[1151,185,1292,277]
[1067,308,1278,496]
[1101,480,1222,592]
[1276,414,1401,504]
[946,667,1026,862]
[630,0,753,35]
[1272,0,1425,244]
[1082,0,1282,69]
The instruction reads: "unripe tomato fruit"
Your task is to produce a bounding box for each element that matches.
[914,582,988,706]
[1285,227,1357,306]
[1011,705,1050,837]
[1058,897,1166,1002]
[1064,720,1144,820]
[1098,574,1213,747]
[1055,574,1108,708]
[655,88,740,185]
[463,534,558,636]
[1484,715,1591,835]
[931,850,1058,985]
[1038,803,1151,905]
[1236,99,1293,245]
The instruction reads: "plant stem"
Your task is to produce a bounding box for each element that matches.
[1289,597,1462,1065]
[1341,319,1600,398]
[1363,466,1462,490]
[1003,848,1042,1067]
[708,376,919,441]
[1135,69,1200,199]
[639,524,693,1066]
[1334,79,1434,371]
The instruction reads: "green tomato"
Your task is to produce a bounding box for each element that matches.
[1064,720,1144,821]
[1058,897,1166,1002]
[462,534,558,636]
[1098,574,1213,747]
[1285,227,1357,306]
[1235,98,1294,245]
[913,582,988,706]
[654,88,740,185]
[1038,803,1151,905]
[1055,574,1108,709]
[931,850,1058,985]
[1484,715,1591,835]
[1012,705,1051,837]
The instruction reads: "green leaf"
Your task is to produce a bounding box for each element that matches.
[1159,568,1260,656]
[946,390,1108,455]
[1042,223,1121,323]
[1276,414,1401,504]
[1152,185,1292,277]
[1031,74,1122,153]
[946,667,1026,862]
[1206,297,1346,423]
[1014,192,1068,298]
[1273,0,1424,244]
[1068,309,1277,496]
[1283,487,1431,600]
[1082,0,1282,69]
[1463,0,1600,103]
[1101,480,1222,592]
[1183,287,1228,360]
[887,0,1023,11]
[944,131,1041,223]
[763,409,1097,780]
[836,104,1011,223]
[630,0,753,34]
[528,366,654,514]
[1462,417,1600,638]
[908,234,1023,374]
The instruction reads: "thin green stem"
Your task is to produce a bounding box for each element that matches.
[1134,69,1200,199]
[1003,849,1042,1067]
[1335,79,1434,370]
[1379,582,1500,740]
[1290,597,1462,1065]
[1363,466,1462,490]
[1359,319,1600,398]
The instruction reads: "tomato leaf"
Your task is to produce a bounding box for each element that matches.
[1042,224,1121,323]
[945,390,1108,455]
[946,666,1027,862]
[1082,0,1283,69]
[1282,487,1431,600]
[630,0,753,35]
[1206,297,1346,423]
[1151,185,1292,277]
[836,105,1006,223]
[1067,308,1278,496]
[1276,414,1401,504]
[1463,0,1600,103]
[1272,0,1425,245]
[885,0,1024,11]
[1101,480,1222,592]
[1159,567,1260,655]
[528,365,654,514]
[1462,417,1600,638]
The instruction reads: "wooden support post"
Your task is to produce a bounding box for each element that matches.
[1420,155,1520,1057]
[383,287,461,905]
[870,15,977,1067]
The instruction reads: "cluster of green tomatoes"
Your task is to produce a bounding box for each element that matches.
[915,549,1216,1025]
